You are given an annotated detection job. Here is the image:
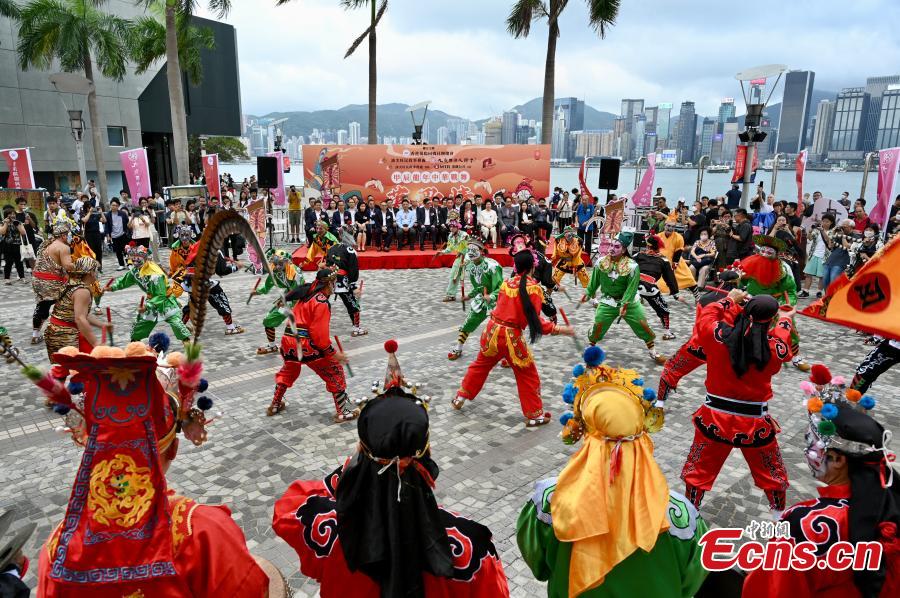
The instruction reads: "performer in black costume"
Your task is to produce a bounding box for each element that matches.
[325,241,368,336]
[634,234,681,340]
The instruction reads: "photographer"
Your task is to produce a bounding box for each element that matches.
[799,213,834,298]
[847,223,884,277]
[1,206,27,283]
[822,217,854,290]
[725,208,753,262]
[129,197,154,248]
[80,197,107,273]
[106,199,130,270]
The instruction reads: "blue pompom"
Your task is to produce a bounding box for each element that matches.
[632,378,644,387]
[821,403,839,420]
[66,382,84,395]
[583,346,605,367]
[149,331,170,353]
[197,396,213,411]
[559,411,574,425]
[52,404,71,415]
[859,396,876,410]
[198,378,209,393]
[562,383,577,404]
[643,388,657,401]
[572,364,586,378]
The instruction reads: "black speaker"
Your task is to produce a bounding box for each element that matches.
[256,156,279,188]
[597,158,621,190]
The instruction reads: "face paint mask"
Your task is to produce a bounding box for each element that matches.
[565,232,575,241]
[665,225,675,234]
[511,238,528,253]
[759,247,777,259]
[466,246,483,261]
[804,426,829,481]
[608,241,624,257]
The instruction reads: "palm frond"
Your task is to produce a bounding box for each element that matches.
[129,11,214,85]
[129,15,167,74]
[0,0,21,20]
[506,0,546,38]
[586,0,619,37]
[343,0,385,59]
[205,0,230,18]
[340,0,369,9]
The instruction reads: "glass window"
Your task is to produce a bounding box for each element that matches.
[107,126,127,147]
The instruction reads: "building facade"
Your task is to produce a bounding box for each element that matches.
[876,86,900,149]
[829,88,871,161]
[699,118,716,160]
[811,100,836,160]
[776,70,815,155]
[675,101,697,164]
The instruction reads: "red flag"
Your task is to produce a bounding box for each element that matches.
[1,147,36,189]
[795,149,808,211]
[800,235,900,340]
[731,145,759,184]
[578,157,594,203]
[202,153,220,199]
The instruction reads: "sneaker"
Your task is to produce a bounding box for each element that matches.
[816,291,822,298]
[662,331,676,340]
[116,266,126,271]
[797,290,810,298]
[792,357,811,372]
[447,348,462,361]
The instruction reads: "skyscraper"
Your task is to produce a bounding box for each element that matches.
[554,97,585,131]
[864,75,900,151]
[633,116,646,159]
[700,118,716,159]
[422,119,431,144]
[436,126,449,145]
[675,101,697,163]
[349,121,361,145]
[776,70,816,154]
[829,88,871,161]
[484,118,502,145]
[811,100,836,160]
[722,118,739,163]
[876,85,900,149]
[551,108,568,161]
[621,99,645,124]
[717,99,736,134]
[501,110,519,144]
[657,103,673,148]
[337,129,348,145]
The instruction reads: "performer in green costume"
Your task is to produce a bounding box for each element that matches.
[447,238,504,360]
[439,218,470,302]
[252,249,302,354]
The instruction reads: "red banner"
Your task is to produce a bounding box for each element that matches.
[1,147,36,189]
[578,157,594,204]
[119,148,151,204]
[731,145,759,184]
[202,153,220,199]
[795,149,808,211]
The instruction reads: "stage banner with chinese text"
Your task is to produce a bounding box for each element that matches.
[119,148,151,204]
[1,147,35,189]
[302,144,550,207]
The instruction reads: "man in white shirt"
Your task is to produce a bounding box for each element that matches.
[478,199,499,247]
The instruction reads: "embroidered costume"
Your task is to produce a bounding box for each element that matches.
[518,351,708,597]
[169,225,243,336]
[43,258,100,360]
[303,220,339,267]
[272,352,510,597]
[852,338,900,394]
[656,226,697,294]
[585,232,664,364]
[680,294,794,514]
[37,345,268,597]
[31,221,71,343]
[325,241,367,336]
[510,233,558,323]
[108,245,191,343]
[448,238,504,360]
[255,249,301,354]
[551,226,589,288]
[634,234,681,340]
[268,269,356,421]
[440,220,470,301]
[742,365,899,597]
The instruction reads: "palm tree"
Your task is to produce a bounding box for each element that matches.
[278,0,387,144]
[0,0,20,19]
[130,5,215,86]
[17,0,132,206]
[507,0,619,145]
[138,0,231,185]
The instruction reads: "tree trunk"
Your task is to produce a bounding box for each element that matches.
[166,4,189,184]
[83,56,109,208]
[367,0,377,144]
[540,12,559,146]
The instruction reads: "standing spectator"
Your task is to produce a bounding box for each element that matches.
[852,203,871,233]
[1,206,27,283]
[887,194,900,236]
[822,218,854,290]
[848,223,884,276]
[725,183,742,209]
[287,185,303,243]
[725,208,753,262]
[532,198,552,241]
[478,199,499,246]
[575,194,596,251]
[184,199,201,237]
[21,212,41,270]
[688,227,717,289]
[106,199,130,271]
[395,198,416,249]
[556,190,574,233]
[166,199,188,241]
[711,209,732,269]
[129,197,154,249]
[799,214,833,298]
[44,195,67,233]
[769,215,803,284]
[80,198,107,273]
[415,197,438,250]
[12,196,28,224]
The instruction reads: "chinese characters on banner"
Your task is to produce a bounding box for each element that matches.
[203,154,221,199]
[118,148,151,204]
[731,145,760,184]
[795,149,808,211]
[266,150,286,206]
[630,153,657,207]
[0,147,36,189]
[870,147,900,229]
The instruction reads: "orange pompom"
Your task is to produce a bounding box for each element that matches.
[124,342,148,356]
[845,389,862,403]
[807,397,824,413]
[57,346,80,356]
[166,352,185,367]
[91,345,125,358]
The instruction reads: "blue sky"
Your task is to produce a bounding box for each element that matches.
[202,0,900,118]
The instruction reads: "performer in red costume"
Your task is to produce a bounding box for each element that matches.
[680,290,795,516]
[37,344,268,597]
[267,268,357,422]
[273,343,510,598]
[452,250,575,427]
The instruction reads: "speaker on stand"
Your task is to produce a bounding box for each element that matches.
[257,156,279,250]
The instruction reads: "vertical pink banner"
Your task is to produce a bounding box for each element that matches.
[1,147,36,189]
[631,153,656,207]
[266,150,286,206]
[795,149,808,211]
[119,148,151,204]
[871,147,900,229]
[202,154,221,199]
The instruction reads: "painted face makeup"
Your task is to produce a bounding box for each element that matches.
[608,241,624,257]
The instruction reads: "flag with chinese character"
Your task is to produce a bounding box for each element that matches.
[800,235,900,340]
[1,147,36,189]
[119,148,151,204]
[203,153,221,199]
[869,146,900,229]
[578,156,594,204]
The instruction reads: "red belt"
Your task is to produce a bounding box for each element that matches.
[49,316,77,329]
[640,273,657,284]
[34,271,66,282]
[490,316,520,329]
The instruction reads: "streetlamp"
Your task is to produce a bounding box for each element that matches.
[50,72,94,191]
[735,65,786,210]
[66,110,88,187]
[634,155,647,188]
[407,101,432,145]
[860,151,878,201]
[696,155,710,201]
[770,152,783,196]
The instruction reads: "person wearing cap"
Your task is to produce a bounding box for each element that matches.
[273,344,511,596]
[742,365,899,596]
[267,269,355,421]
[37,346,269,596]
[251,248,302,354]
[584,232,665,365]
[552,226,590,289]
[447,238,504,361]
[0,509,36,598]
[437,218,469,302]
[30,220,75,345]
[635,234,682,341]
[680,289,795,516]
[43,257,111,360]
[517,350,709,597]
[107,244,191,344]
[453,250,575,427]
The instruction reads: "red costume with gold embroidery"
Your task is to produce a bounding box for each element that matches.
[456,273,556,421]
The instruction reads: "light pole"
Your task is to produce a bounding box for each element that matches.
[67,110,88,188]
[860,151,878,201]
[406,100,432,145]
[50,73,94,192]
[634,155,647,188]
[771,152,783,196]
[735,65,786,210]
[696,155,710,201]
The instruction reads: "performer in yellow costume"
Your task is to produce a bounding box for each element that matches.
[552,226,590,288]
[657,223,697,295]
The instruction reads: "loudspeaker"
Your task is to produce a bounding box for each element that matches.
[257,156,279,188]
[598,158,621,190]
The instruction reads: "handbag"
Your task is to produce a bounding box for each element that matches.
[20,244,36,261]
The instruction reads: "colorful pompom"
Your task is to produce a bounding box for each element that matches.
[51,404,71,415]
[197,396,213,411]
[845,389,862,402]
[166,352,185,367]
[198,378,209,393]
[90,345,124,358]
[818,420,837,436]
[125,341,148,356]
[860,396,876,410]
[807,397,824,413]
[562,383,577,404]
[831,376,846,386]
[632,378,644,387]
[799,380,817,396]
[148,332,170,353]
[643,388,657,401]
[583,346,605,367]
[66,382,84,395]
[809,364,832,385]
[821,403,839,420]
[572,364,586,377]
[384,339,399,354]
[559,411,574,425]
[57,346,79,357]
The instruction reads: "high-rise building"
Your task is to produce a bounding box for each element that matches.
[711,133,724,163]
[516,124,534,145]
[829,88,872,161]
[436,126,449,145]
[337,129,349,145]
[717,99,736,134]
[633,116,646,159]
[776,70,816,154]
[811,100,836,160]
[656,103,673,148]
[700,118,716,159]
[675,101,697,163]
[644,106,659,128]
[555,97,585,131]
[483,118,502,145]
[551,108,568,161]
[864,75,900,151]
[422,118,431,144]
[501,110,519,144]
[877,85,900,149]
[348,121,361,145]
[621,99,644,124]
[722,118,739,163]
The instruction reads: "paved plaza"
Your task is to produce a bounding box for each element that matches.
[0,250,897,596]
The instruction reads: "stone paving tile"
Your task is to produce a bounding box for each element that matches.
[0,246,897,595]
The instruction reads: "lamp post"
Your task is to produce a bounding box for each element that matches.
[696,155,710,201]
[67,109,88,188]
[406,101,432,145]
[50,73,94,192]
[771,152,783,196]
[860,151,878,201]
[634,155,647,188]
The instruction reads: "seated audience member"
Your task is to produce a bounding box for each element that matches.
[478,199,499,246]
[395,198,416,249]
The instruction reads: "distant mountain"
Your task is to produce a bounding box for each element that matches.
[508,97,618,130]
